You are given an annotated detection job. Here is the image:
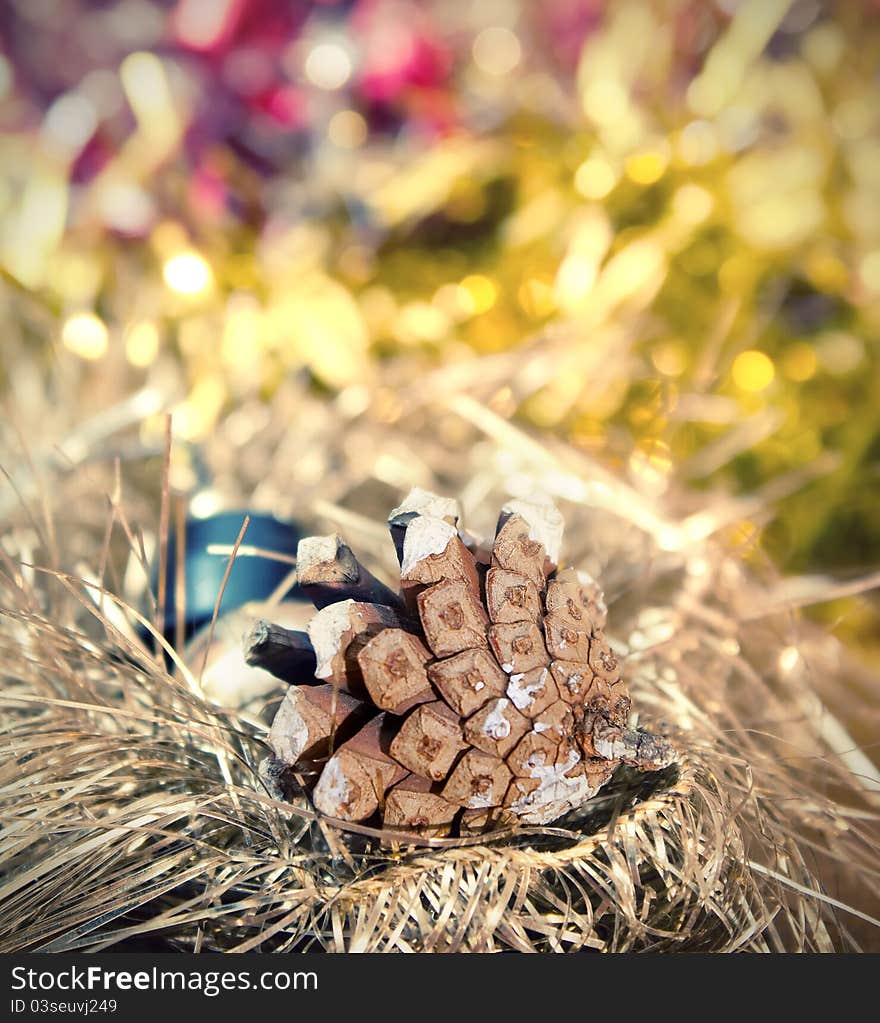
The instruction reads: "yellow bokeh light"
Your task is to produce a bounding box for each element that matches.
[360,285,397,331]
[624,148,668,185]
[278,273,368,388]
[802,22,844,73]
[119,51,178,140]
[328,109,367,149]
[686,0,789,118]
[173,375,227,441]
[582,79,628,125]
[151,220,189,257]
[732,349,775,392]
[4,172,68,288]
[555,252,598,310]
[781,342,818,382]
[599,238,665,307]
[62,312,109,361]
[50,251,102,302]
[672,184,714,226]
[629,440,673,498]
[432,283,473,320]
[651,341,687,377]
[459,274,497,315]
[125,321,160,368]
[221,295,263,380]
[395,301,449,344]
[574,156,616,200]
[163,251,213,295]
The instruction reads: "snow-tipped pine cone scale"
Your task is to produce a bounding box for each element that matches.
[248,490,677,835]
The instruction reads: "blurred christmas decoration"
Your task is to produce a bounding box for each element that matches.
[144,509,304,643]
[2,1,879,643]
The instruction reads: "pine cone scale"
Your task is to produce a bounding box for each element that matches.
[427,648,507,717]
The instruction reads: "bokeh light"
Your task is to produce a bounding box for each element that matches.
[305,41,353,90]
[732,350,776,393]
[61,313,109,361]
[459,275,497,316]
[125,321,161,368]
[163,252,214,296]
[575,156,617,200]
[624,147,668,185]
[328,109,367,148]
[473,27,521,77]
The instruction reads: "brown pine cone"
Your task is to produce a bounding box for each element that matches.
[249,489,675,834]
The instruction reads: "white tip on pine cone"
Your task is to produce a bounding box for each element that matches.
[400,515,458,578]
[308,599,355,680]
[297,534,359,583]
[592,734,620,760]
[509,750,592,824]
[389,488,460,527]
[560,671,584,696]
[507,668,547,711]
[482,699,513,740]
[312,755,351,816]
[502,496,564,565]
[267,688,310,765]
[465,791,496,810]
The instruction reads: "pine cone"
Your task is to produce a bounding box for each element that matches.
[249,490,675,834]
